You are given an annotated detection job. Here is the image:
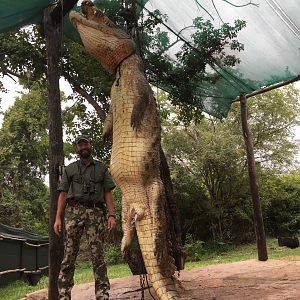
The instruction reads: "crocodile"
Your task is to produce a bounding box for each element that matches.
[70,1,181,299]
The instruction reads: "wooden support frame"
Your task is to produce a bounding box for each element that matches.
[44,7,64,300]
[238,75,300,261]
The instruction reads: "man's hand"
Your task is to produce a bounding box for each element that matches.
[54,218,62,236]
[107,215,116,231]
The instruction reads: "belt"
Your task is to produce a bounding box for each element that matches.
[67,199,103,208]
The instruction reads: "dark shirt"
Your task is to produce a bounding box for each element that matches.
[58,159,115,203]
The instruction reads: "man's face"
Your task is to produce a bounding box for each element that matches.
[76,140,92,159]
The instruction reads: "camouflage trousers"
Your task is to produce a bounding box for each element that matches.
[58,205,110,300]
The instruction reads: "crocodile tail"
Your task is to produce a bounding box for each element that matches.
[135,179,180,299]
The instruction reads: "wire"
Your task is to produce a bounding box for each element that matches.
[266,0,300,42]
[139,274,145,300]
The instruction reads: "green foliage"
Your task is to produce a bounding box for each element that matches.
[0,86,48,175]
[183,237,233,263]
[163,115,252,243]
[104,244,123,265]
[162,85,300,244]
[183,234,205,262]
[262,172,300,236]
[0,84,49,233]
[246,85,300,169]
[141,14,246,120]
[178,18,245,67]
[0,27,46,87]
[171,163,211,241]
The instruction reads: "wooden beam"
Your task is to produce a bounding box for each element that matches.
[0,268,26,276]
[44,7,64,300]
[233,75,300,102]
[240,95,268,261]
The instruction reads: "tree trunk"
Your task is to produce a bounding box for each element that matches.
[240,95,268,261]
[160,146,185,271]
[44,8,64,300]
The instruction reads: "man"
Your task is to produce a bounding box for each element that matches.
[54,135,116,300]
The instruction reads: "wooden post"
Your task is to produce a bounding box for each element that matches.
[44,8,64,299]
[240,95,268,261]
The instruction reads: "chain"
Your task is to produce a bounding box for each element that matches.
[139,273,156,300]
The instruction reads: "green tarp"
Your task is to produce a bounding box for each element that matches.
[0,223,48,243]
[0,0,299,118]
[0,0,56,33]
[0,223,49,286]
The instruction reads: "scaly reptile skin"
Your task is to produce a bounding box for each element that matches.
[70,1,181,299]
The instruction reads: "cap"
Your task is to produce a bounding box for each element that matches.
[75,135,91,144]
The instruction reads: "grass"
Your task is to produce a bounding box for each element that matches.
[185,238,300,269]
[0,262,133,300]
[1,238,299,300]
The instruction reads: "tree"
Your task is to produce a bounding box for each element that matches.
[0,83,50,233]
[260,171,300,237]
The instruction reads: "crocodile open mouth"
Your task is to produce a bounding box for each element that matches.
[69,0,136,73]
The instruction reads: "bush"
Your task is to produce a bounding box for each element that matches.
[202,240,232,255]
[183,234,235,262]
[183,234,204,262]
[265,197,300,236]
[263,173,300,237]
[104,244,123,265]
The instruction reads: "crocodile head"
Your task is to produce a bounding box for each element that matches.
[69,0,136,73]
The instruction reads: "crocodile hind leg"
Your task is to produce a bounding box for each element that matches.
[136,179,180,300]
[121,194,134,253]
[121,192,147,254]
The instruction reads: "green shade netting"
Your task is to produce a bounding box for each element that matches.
[144,0,300,117]
[0,0,56,33]
[0,0,300,118]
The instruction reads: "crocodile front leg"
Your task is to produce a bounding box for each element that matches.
[103,105,113,141]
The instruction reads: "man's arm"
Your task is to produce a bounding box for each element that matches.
[105,190,116,231]
[53,191,67,236]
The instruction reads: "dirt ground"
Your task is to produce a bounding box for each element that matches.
[24,259,300,300]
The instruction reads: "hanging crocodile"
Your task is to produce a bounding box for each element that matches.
[70,1,181,299]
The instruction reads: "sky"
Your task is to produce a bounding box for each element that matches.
[0,76,73,125]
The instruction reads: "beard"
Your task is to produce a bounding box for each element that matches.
[79,148,92,159]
